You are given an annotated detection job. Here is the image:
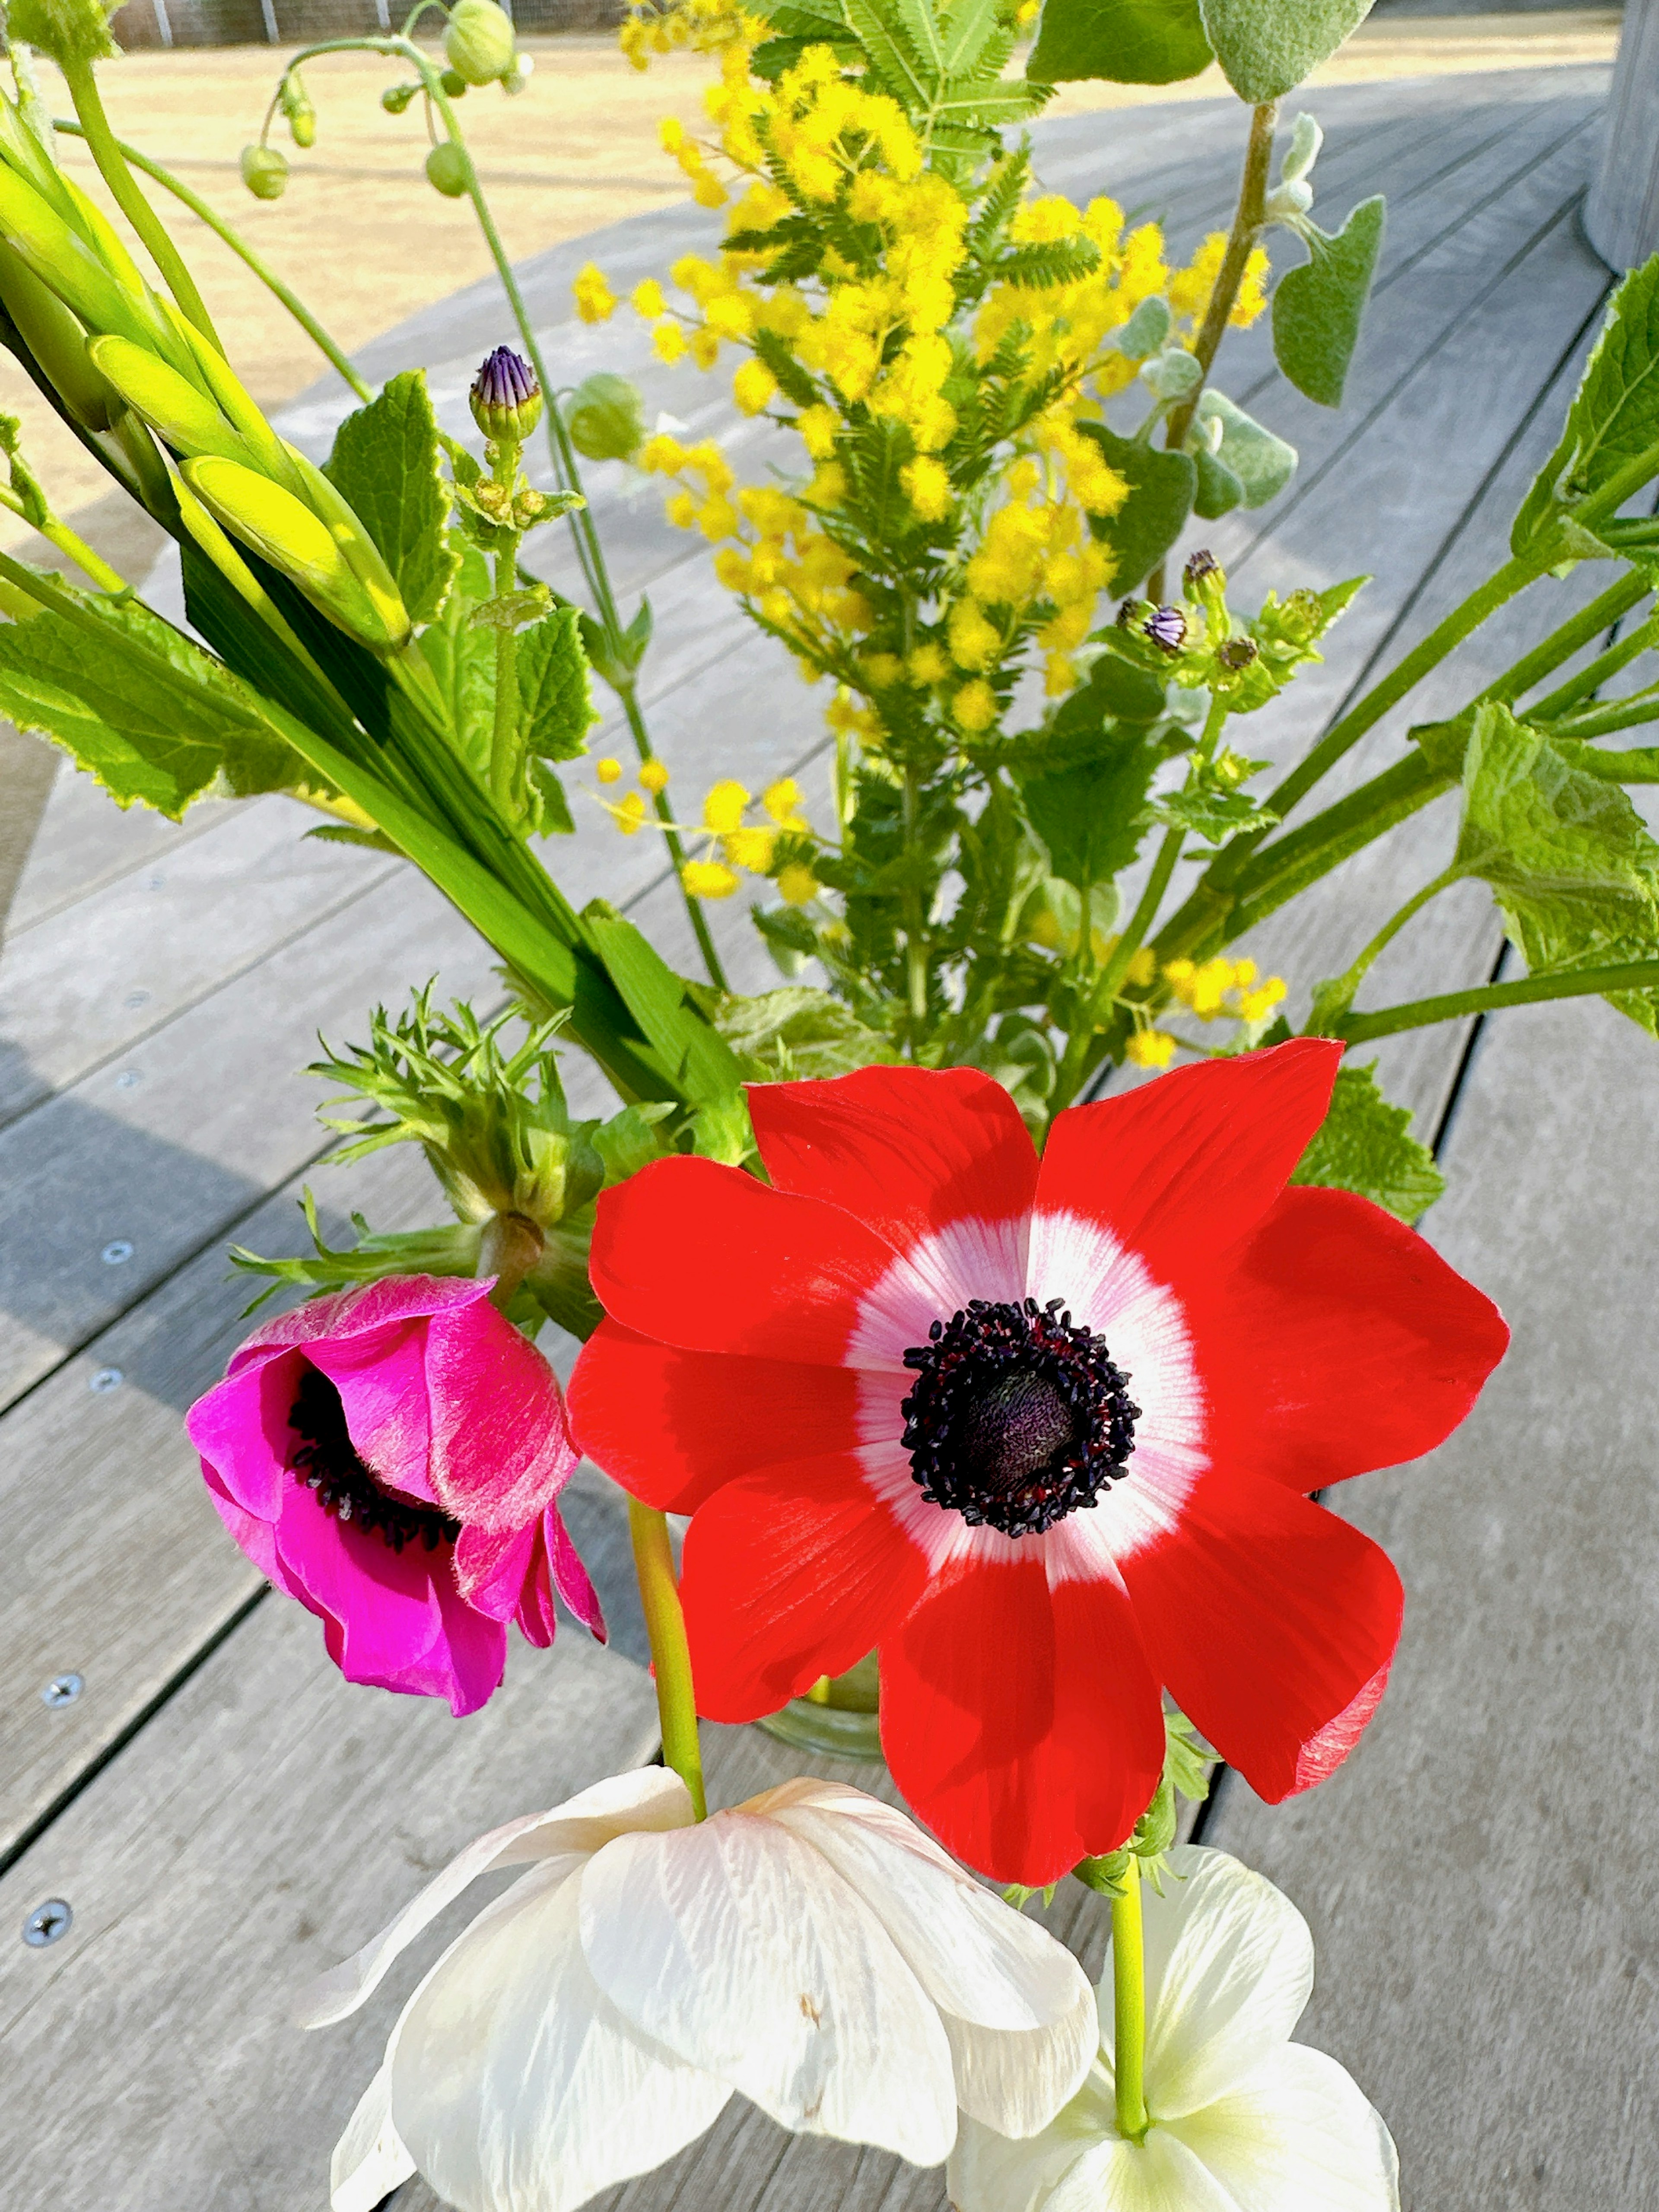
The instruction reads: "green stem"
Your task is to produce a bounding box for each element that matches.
[1550,688,1659,743]
[475,1210,543,1309]
[1163,100,1277,457]
[1305,864,1461,1033]
[0,480,127,591]
[626,1498,707,1821]
[53,122,371,402]
[1570,745,1659,780]
[903,764,928,1046]
[1112,1854,1150,2145]
[1334,958,1659,1043]
[1530,620,1659,722]
[1481,569,1651,711]
[1052,823,1185,1113]
[59,60,224,350]
[490,553,521,812]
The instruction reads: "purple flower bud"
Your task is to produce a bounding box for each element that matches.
[1183,548,1221,591]
[1144,605,1189,654]
[470,346,543,442]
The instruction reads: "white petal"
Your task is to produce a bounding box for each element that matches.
[947,2074,1114,2212]
[1045,2131,1239,2212]
[1166,2043,1399,2212]
[330,2065,416,2212]
[1103,1847,1312,2119]
[298,1766,693,2028]
[390,1856,731,2212]
[758,1780,1095,2136]
[580,1808,959,2164]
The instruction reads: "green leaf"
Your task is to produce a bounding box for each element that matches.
[582,899,748,1106]
[1150,782,1278,843]
[1029,0,1212,86]
[690,982,899,1079]
[1020,734,1161,887]
[518,605,597,762]
[1513,255,1659,558]
[1455,704,1659,1017]
[419,536,495,774]
[1198,0,1372,102]
[0,587,298,817]
[1196,388,1298,504]
[1077,421,1197,593]
[1290,1060,1444,1224]
[324,369,459,626]
[1192,440,1244,519]
[1271,196,1385,407]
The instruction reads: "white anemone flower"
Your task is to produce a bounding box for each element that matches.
[301,1766,1099,2212]
[949,1846,1399,2212]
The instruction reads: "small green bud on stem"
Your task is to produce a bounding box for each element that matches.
[445,0,518,87]
[426,143,469,199]
[564,371,645,464]
[240,144,289,202]
[381,83,419,115]
[440,69,470,99]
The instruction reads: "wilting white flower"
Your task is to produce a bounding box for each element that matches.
[949,1847,1399,2212]
[301,1766,1098,2212]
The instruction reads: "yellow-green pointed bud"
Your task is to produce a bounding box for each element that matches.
[563,371,644,463]
[0,165,187,374]
[470,346,543,443]
[425,143,469,198]
[179,455,409,655]
[241,145,289,202]
[0,239,120,430]
[381,83,418,114]
[444,0,516,86]
[286,447,415,653]
[280,73,316,148]
[86,334,247,462]
[7,0,117,69]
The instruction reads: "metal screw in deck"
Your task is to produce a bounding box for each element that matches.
[100,1240,133,1266]
[89,1368,123,1394]
[22,1900,72,1947]
[41,1673,83,1709]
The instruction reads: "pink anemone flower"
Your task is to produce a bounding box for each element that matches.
[187,1275,602,1716]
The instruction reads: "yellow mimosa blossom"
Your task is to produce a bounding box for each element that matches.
[683,859,742,898]
[777,862,821,905]
[572,263,617,323]
[595,758,623,785]
[1125,1028,1176,1070]
[639,759,671,794]
[702,779,750,834]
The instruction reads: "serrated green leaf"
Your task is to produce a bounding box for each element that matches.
[1077,421,1196,593]
[324,369,458,626]
[518,604,597,763]
[1020,734,1160,888]
[1199,0,1372,102]
[689,981,899,1079]
[1290,1060,1444,1224]
[1151,783,1277,843]
[941,0,1001,76]
[419,536,495,775]
[1456,704,1659,1020]
[1029,0,1212,86]
[1271,196,1385,408]
[1513,255,1659,558]
[0,587,298,817]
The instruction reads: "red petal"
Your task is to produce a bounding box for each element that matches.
[1189,1185,1509,1490]
[880,1556,1166,1886]
[748,1065,1039,1251]
[1036,1040,1342,1289]
[588,1155,900,1363]
[678,1453,930,1721]
[1119,1470,1402,1805]
[568,1320,863,1513]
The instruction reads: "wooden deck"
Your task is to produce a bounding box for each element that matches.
[1,60,1654,2212]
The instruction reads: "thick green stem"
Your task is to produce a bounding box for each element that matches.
[60,60,223,350]
[1306,864,1461,1033]
[1164,102,1277,457]
[1112,1855,1150,2145]
[1052,824,1185,1113]
[1482,569,1651,710]
[0,478,127,590]
[627,1499,707,1820]
[54,122,371,402]
[1335,958,1659,1043]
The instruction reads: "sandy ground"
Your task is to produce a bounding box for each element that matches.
[0,10,1623,577]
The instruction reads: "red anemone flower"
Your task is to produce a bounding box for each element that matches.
[568,1043,1506,1884]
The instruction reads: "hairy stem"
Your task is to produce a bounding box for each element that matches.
[60,60,223,350]
[627,1499,708,1820]
[54,122,372,402]
[1163,100,1278,458]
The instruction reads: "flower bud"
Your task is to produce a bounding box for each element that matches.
[1144,605,1188,654]
[470,346,543,442]
[502,53,534,96]
[563,370,645,463]
[444,0,517,87]
[87,333,248,462]
[381,83,418,114]
[281,73,316,147]
[426,143,469,199]
[440,68,469,98]
[240,145,289,202]
[0,238,121,431]
[1183,548,1220,591]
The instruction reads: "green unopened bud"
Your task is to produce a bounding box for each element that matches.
[502,54,534,97]
[426,143,469,198]
[180,454,410,654]
[470,346,543,442]
[7,0,117,70]
[444,0,517,86]
[563,370,645,463]
[0,238,121,430]
[241,145,289,201]
[280,72,316,148]
[0,165,186,372]
[440,68,469,98]
[87,333,247,462]
[381,83,418,114]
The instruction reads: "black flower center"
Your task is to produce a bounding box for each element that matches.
[287,1364,459,1555]
[900,1297,1139,1538]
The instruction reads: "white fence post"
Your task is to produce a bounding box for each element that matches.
[1586,0,1659,271]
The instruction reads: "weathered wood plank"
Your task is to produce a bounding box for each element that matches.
[4,768,244,940]
[1205,990,1659,2212]
[0,1597,658,2212]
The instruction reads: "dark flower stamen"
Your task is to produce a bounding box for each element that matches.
[900,1297,1139,1539]
[288,1365,459,1554]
